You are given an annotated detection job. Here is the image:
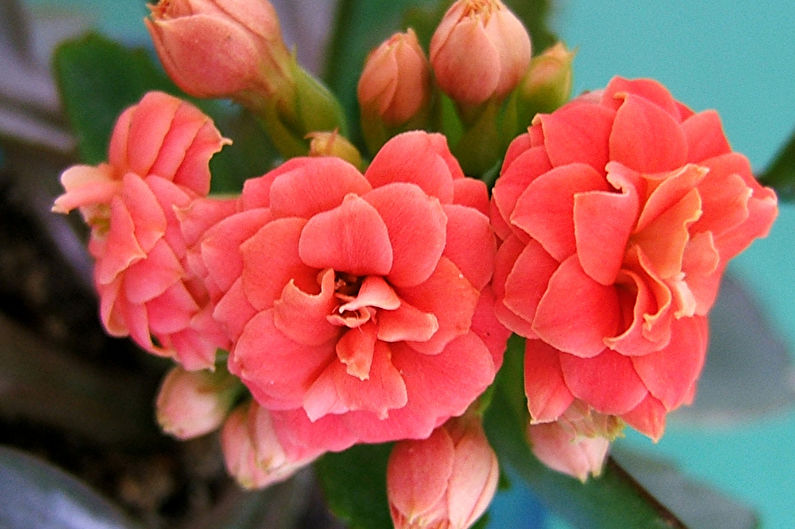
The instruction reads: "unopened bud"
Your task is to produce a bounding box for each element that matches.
[430,0,531,107]
[518,42,575,114]
[306,130,363,170]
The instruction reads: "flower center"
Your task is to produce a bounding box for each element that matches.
[326,272,400,329]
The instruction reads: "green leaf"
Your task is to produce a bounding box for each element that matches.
[673,274,795,426]
[0,445,140,529]
[759,127,795,201]
[483,336,686,529]
[314,442,393,529]
[612,449,759,529]
[53,32,176,165]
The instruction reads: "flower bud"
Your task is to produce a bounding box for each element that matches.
[527,402,621,482]
[145,0,291,99]
[306,130,363,170]
[430,0,531,107]
[387,415,498,529]
[156,366,241,440]
[221,402,318,489]
[517,42,575,115]
[358,29,432,127]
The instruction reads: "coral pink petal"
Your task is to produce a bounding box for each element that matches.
[524,339,575,423]
[501,131,534,172]
[377,300,439,343]
[388,427,454,520]
[97,276,126,336]
[269,157,372,219]
[95,198,145,286]
[632,315,708,410]
[511,163,609,261]
[469,287,511,368]
[364,183,447,287]
[399,257,479,355]
[574,185,638,285]
[298,194,393,277]
[202,208,272,294]
[171,124,229,195]
[145,281,197,334]
[492,236,538,337]
[635,164,707,233]
[610,93,688,173]
[681,232,722,314]
[53,165,119,213]
[681,110,732,163]
[177,196,237,247]
[124,92,182,177]
[240,167,283,209]
[273,269,339,346]
[533,255,621,357]
[231,310,336,410]
[123,239,183,303]
[691,164,751,238]
[491,145,553,238]
[537,102,616,171]
[121,173,167,253]
[442,204,495,290]
[453,178,489,215]
[213,277,258,341]
[604,269,667,355]
[242,217,318,310]
[602,77,681,118]
[560,349,649,415]
[632,188,702,279]
[269,409,356,461]
[365,132,456,203]
[502,239,559,329]
[620,394,668,441]
[340,276,401,312]
[336,322,378,379]
[120,297,158,354]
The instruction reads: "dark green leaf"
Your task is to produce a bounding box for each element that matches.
[504,0,558,52]
[759,127,795,201]
[315,442,393,529]
[483,336,686,529]
[53,32,176,164]
[612,449,759,529]
[673,274,795,426]
[0,445,140,529]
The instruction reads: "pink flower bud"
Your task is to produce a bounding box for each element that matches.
[527,402,620,481]
[156,366,240,439]
[145,0,290,99]
[221,402,318,489]
[358,29,432,127]
[430,0,532,106]
[387,415,498,529]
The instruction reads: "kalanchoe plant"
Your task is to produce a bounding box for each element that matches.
[42,1,789,528]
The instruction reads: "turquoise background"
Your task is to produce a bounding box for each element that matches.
[20,0,795,527]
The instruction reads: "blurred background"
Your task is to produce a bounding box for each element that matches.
[1,1,793,528]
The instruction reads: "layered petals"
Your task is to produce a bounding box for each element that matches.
[490,76,777,452]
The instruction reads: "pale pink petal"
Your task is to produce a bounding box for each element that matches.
[269,157,371,219]
[242,217,318,310]
[52,164,120,214]
[399,257,479,355]
[537,102,616,171]
[272,268,339,346]
[632,316,708,410]
[511,163,609,261]
[528,421,610,482]
[681,231,722,314]
[609,93,688,173]
[447,426,499,528]
[387,427,454,521]
[298,194,393,276]
[364,183,447,287]
[524,339,575,423]
[365,131,456,203]
[559,349,649,415]
[533,255,621,358]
